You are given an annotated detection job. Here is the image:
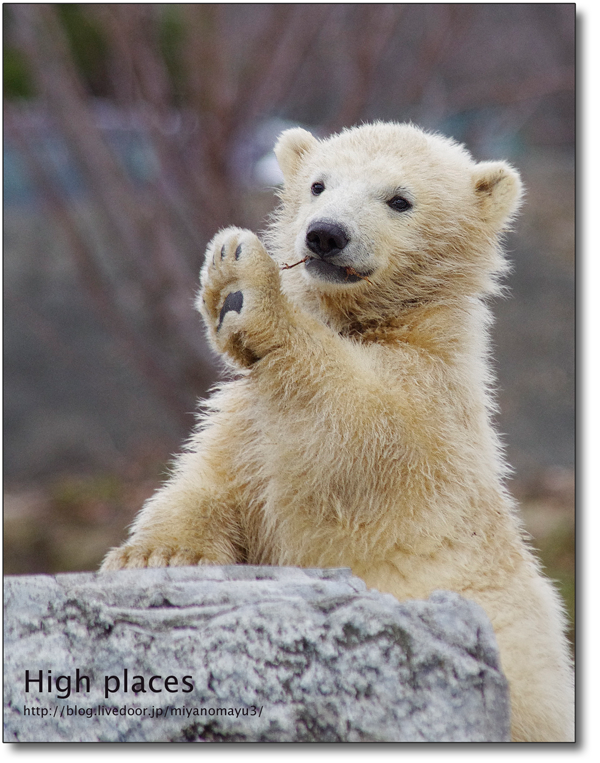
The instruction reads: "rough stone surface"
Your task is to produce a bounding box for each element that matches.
[4,566,510,742]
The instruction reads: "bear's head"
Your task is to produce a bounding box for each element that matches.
[268,122,523,331]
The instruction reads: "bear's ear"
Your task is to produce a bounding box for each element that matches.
[274,127,318,181]
[472,161,524,230]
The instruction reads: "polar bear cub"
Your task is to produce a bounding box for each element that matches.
[102,122,574,742]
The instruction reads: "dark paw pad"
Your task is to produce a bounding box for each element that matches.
[217,290,243,329]
[235,243,242,260]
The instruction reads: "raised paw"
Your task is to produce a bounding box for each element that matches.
[197,227,284,366]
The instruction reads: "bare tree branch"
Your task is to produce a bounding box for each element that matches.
[327,5,405,132]
[5,105,194,426]
[5,2,574,442]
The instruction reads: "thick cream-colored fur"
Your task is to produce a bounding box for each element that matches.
[102,122,574,742]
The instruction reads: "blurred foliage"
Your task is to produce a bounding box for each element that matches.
[4,3,144,99]
[3,4,190,102]
[523,510,575,645]
[4,465,166,575]
[157,5,187,103]
[533,521,575,651]
[3,46,34,98]
[50,473,124,515]
[518,466,575,653]
[55,4,109,97]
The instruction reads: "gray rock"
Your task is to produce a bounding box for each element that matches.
[3,566,510,742]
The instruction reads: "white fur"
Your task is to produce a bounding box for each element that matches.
[102,122,573,742]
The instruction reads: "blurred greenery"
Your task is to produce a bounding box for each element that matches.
[158,5,186,103]
[534,521,575,651]
[519,485,575,655]
[3,4,185,102]
[3,47,34,98]
[4,467,165,575]
[56,4,109,96]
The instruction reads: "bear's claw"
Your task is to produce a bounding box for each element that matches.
[100,544,215,570]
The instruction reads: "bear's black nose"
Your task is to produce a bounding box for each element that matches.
[306,221,350,258]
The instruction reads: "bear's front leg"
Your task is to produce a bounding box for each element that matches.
[100,440,247,571]
[198,227,289,369]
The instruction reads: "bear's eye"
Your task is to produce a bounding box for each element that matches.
[387,196,412,212]
[311,182,325,196]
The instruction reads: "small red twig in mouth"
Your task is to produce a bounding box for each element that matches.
[280,257,372,285]
[344,266,373,285]
[280,256,311,270]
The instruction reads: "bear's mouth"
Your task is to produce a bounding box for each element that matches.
[304,257,373,284]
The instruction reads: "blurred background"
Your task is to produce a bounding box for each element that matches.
[3,2,574,643]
